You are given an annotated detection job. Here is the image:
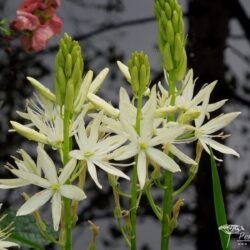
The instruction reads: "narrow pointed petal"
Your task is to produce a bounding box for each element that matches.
[59,158,77,184]
[117,61,131,82]
[182,69,194,101]
[169,144,197,165]
[201,112,241,134]
[60,185,86,200]
[195,92,210,128]
[17,189,53,216]
[93,160,130,180]
[137,151,147,189]
[37,146,57,183]
[0,241,20,248]
[51,192,62,231]
[0,178,29,189]
[10,169,50,188]
[207,99,228,113]
[147,147,181,172]
[114,144,138,161]
[87,161,102,189]
[89,68,109,94]
[202,137,240,157]
[69,150,84,160]
[89,112,102,146]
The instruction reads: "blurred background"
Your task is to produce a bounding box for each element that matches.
[0,0,250,249]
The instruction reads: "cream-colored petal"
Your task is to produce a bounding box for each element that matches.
[59,158,77,184]
[87,161,102,189]
[117,61,131,82]
[69,150,84,160]
[0,178,29,189]
[89,112,102,147]
[114,144,138,161]
[89,68,109,94]
[60,185,86,200]
[0,241,19,248]
[37,146,57,183]
[137,151,147,189]
[17,189,53,216]
[202,137,240,157]
[201,112,241,134]
[51,191,62,231]
[147,147,181,172]
[93,160,130,180]
[168,144,197,165]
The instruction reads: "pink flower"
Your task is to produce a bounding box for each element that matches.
[11,0,62,52]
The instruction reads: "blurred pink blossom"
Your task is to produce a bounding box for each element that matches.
[11,0,62,53]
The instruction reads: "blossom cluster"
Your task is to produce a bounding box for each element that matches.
[10,0,62,52]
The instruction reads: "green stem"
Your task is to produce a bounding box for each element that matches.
[161,76,175,250]
[130,92,143,250]
[161,171,173,250]
[145,188,162,220]
[62,109,72,250]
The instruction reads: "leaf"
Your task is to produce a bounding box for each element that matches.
[210,148,231,250]
[0,209,58,249]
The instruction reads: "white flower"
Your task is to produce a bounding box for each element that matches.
[0,204,19,249]
[114,87,195,188]
[69,112,130,189]
[0,149,41,189]
[6,146,86,231]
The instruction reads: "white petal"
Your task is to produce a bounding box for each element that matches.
[182,69,194,101]
[60,185,86,200]
[202,137,240,157]
[117,61,131,82]
[37,146,57,183]
[0,178,29,189]
[89,68,109,94]
[201,112,241,134]
[0,241,19,248]
[10,169,50,188]
[195,92,210,128]
[89,112,102,147]
[69,150,84,160]
[146,147,181,172]
[87,161,102,189]
[59,158,77,184]
[207,99,228,113]
[93,160,130,180]
[114,144,138,161]
[169,144,197,165]
[137,151,147,189]
[51,191,62,231]
[17,189,53,216]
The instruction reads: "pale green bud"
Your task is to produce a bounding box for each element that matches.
[173,33,182,61]
[89,68,109,94]
[64,79,74,112]
[65,54,72,79]
[87,93,119,118]
[175,48,187,81]
[172,10,179,32]
[26,77,56,102]
[10,121,48,144]
[163,43,174,71]
[166,21,174,45]
[128,51,150,96]
[164,3,172,19]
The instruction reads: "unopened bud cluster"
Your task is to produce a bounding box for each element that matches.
[128,51,150,96]
[155,0,186,81]
[54,33,84,109]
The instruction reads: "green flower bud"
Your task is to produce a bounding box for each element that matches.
[163,43,174,71]
[155,0,187,82]
[128,51,150,96]
[54,33,84,110]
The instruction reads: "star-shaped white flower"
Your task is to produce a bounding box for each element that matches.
[114,86,196,188]
[69,112,130,189]
[194,94,240,160]
[6,147,86,231]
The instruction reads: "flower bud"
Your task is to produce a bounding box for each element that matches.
[54,33,84,109]
[128,51,150,96]
[155,0,187,82]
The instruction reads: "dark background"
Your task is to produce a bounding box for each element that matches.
[0,0,250,249]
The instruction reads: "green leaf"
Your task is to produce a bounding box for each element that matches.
[0,209,58,249]
[210,148,231,250]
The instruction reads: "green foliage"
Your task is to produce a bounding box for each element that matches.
[210,149,231,250]
[0,209,58,249]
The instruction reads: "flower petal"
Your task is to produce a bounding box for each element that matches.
[0,178,29,189]
[60,185,86,200]
[87,161,102,189]
[17,189,53,216]
[137,151,147,189]
[146,147,181,172]
[59,158,77,184]
[114,144,138,161]
[37,146,57,183]
[168,144,197,165]
[51,191,62,231]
